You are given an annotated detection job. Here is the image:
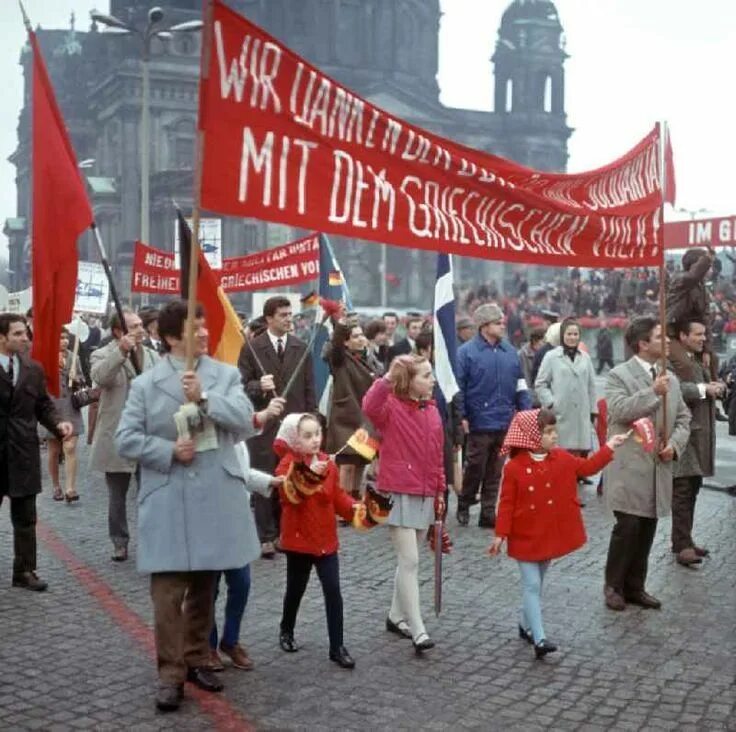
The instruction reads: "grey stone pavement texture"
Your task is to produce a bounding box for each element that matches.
[1,417,735,730]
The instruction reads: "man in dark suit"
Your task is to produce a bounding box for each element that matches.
[238,296,316,557]
[0,313,73,591]
[141,308,164,354]
[387,316,423,362]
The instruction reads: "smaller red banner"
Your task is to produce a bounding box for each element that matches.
[131,234,320,295]
[664,216,736,250]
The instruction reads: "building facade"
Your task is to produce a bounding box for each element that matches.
[6,0,571,307]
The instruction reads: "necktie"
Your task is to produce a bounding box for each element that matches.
[7,357,14,388]
[277,338,284,362]
[650,366,657,381]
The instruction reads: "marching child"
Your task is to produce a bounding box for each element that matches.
[489,408,626,659]
[362,355,446,654]
[274,413,366,669]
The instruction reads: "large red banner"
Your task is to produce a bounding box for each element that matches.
[198,0,671,268]
[131,233,319,294]
[664,216,736,250]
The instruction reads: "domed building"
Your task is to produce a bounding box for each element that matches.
[6,0,571,306]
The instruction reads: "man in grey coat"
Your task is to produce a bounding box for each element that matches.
[116,300,284,712]
[603,316,690,612]
[90,309,158,561]
[669,319,723,567]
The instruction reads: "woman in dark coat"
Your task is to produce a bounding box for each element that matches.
[324,318,381,497]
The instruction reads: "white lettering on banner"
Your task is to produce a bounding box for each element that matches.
[239,128,316,212]
[220,263,299,289]
[214,23,282,110]
[719,220,731,243]
[133,272,179,292]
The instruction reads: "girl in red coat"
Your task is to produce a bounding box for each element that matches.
[362,355,446,654]
[274,413,365,669]
[489,408,625,659]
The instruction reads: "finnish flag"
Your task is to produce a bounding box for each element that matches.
[433,253,459,402]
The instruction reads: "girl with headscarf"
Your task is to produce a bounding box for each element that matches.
[489,409,625,659]
[273,413,367,670]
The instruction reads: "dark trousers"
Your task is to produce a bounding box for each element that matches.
[604,511,657,595]
[150,571,217,685]
[210,565,251,650]
[597,357,614,374]
[280,551,343,652]
[672,476,702,553]
[0,494,37,576]
[459,431,505,521]
[253,491,280,543]
[105,471,136,550]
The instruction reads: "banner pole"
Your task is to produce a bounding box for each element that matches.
[658,121,668,444]
[185,0,214,370]
[91,223,141,375]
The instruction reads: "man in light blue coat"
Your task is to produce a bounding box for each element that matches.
[116,300,284,712]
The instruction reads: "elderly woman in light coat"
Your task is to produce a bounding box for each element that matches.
[535,318,598,454]
[114,300,284,711]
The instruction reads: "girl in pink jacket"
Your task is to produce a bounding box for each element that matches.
[362,355,445,653]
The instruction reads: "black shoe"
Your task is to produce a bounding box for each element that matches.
[111,546,128,562]
[715,410,729,422]
[186,667,224,693]
[279,631,299,653]
[478,517,496,529]
[518,625,534,645]
[534,639,557,659]
[12,571,48,591]
[329,646,355,669]
[413,634,435,654]
[386,616,412,639]
[456,508,469,526]
[155,683,183,712]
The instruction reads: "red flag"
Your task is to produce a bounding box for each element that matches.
[664,125,676,206]
[29,31,93,395]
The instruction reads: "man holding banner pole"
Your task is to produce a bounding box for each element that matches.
[238,296,316,558]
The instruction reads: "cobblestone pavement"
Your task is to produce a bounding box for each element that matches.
[1,439,735,731]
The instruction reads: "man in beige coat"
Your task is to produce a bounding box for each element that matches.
[603,317,690,612]
[90,309,158,561]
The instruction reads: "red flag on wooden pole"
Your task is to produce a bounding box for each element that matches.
[26,13,93,395]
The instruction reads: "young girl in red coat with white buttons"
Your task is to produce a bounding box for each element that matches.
[274,413,365,669]
[489,408,625,659]
[362,354,446,654]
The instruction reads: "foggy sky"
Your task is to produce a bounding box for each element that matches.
[2,0,735,260]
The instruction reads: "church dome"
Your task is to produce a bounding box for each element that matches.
[501,0,561,28]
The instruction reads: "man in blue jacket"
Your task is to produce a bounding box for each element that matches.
[456,303,532,527]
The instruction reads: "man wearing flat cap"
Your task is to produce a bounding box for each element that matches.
[456,317,474,345]
[456,303,532,528]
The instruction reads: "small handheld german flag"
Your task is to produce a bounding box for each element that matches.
[346,428,380,461]
[328,270,343,286]
[300,290,320,308]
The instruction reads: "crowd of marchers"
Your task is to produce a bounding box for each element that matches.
[0,246,733,713]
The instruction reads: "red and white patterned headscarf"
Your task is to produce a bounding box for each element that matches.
[501,409,543,455]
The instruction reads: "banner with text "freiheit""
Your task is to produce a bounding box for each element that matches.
[198,0,671,269]
[130,234,319,294]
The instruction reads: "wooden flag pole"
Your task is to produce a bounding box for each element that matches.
[658,121,669,444]
[185,0,214,370]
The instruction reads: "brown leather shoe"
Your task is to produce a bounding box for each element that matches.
[693,545,710,558]
[604,585,626,611]
[624,590,662,609]
[676,547,702,567]
[205,649,225,672]
[219,642,254,671]
[12,571,48,592]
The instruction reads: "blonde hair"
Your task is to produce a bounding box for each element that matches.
[387,354,430,398]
